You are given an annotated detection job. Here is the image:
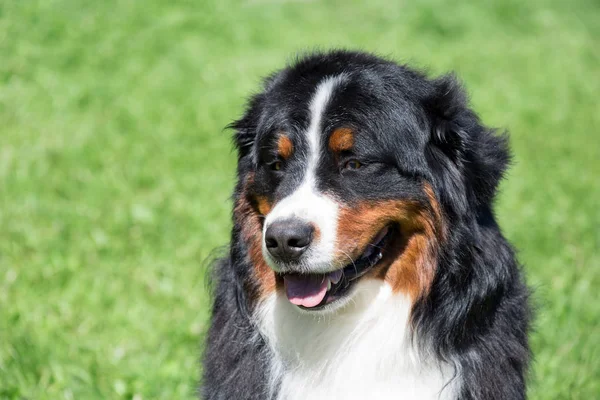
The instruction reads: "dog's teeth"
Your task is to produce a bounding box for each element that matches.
[329,270,343,284]
[377,252,383,260]
[327,280,332,291]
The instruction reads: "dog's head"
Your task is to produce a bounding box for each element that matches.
[231,51,509,312]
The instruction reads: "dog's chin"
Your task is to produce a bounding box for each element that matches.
[280,276,393,317]
[289,284,359,315]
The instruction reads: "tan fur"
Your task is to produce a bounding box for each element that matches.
[335,186,444,300]
[328,127,354,153]
[234,174,276,299]
[256,196,272,216]
[277,134,294,160]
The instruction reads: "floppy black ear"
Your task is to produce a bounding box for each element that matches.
[228,93,264,161]
[424,74,511,215]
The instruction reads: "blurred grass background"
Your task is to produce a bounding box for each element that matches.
[0,0,598,398]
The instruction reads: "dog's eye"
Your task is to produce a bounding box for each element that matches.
[270,161,282,171]
[344,159,362,170]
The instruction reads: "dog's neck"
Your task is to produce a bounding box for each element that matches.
[255,280,459,400]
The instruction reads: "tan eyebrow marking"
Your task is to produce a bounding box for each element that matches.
[277,134,294,159]
[328,127,354,152]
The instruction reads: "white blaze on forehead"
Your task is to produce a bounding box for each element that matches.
[304,75,345,184]
[263,75,345,273]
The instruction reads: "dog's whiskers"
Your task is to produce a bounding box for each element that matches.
[339,249,358,277]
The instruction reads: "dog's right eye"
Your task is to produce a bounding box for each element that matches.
[270,161,282,171]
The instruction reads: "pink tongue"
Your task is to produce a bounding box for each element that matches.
[283,274,329,308]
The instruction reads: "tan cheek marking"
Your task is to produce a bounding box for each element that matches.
[336,201,416,258]
[335,194,443,300]
[277,134,294,160]
[233,174,276,300]
[255,195,272,216]
[383,217,437,300]
[423,182,446,240]
[328,127,354,153]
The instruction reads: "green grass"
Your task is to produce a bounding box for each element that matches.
[0,0,598,398]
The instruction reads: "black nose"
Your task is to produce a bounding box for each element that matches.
[265,219,314,263]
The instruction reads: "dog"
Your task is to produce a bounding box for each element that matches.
[202,50,530,400]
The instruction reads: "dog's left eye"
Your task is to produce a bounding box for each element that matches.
[344,159,362,170]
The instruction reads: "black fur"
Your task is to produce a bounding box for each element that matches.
[202,50,530,399]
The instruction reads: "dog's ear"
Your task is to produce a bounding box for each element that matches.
[424,74,511,215]
[228,94,263,161]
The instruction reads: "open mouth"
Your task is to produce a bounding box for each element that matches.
[281,226,394,310]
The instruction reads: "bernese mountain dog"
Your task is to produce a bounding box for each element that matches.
[202,50,530,400]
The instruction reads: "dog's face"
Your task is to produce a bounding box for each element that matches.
[232,52,507,313]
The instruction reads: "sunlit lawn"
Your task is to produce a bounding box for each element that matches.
[1,0,598,398]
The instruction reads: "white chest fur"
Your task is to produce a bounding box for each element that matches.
[255,281,459,400]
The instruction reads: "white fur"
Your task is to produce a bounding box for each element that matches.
[258,75,459,399]
[262,76,346,273]
[256,280,459,400]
